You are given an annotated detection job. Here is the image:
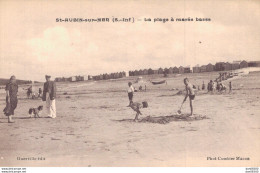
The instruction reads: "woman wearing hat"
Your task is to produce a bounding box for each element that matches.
[3,75,18,123]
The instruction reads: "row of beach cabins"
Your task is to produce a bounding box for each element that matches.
[129,60,260,76]
[54,60,259,82]
[55,72,127,82]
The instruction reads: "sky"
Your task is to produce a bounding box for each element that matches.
[0,0,259,81]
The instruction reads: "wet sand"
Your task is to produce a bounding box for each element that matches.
[0,72,259,167]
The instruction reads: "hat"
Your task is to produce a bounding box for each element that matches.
[45,75,51,78]
[10,75,16,81]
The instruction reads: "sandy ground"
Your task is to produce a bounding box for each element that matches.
[0,71,259,167]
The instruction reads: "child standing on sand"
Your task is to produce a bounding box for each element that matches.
[127,82,135,106]
[182,78,195,117]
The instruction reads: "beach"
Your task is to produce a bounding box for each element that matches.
[0,71,259,167]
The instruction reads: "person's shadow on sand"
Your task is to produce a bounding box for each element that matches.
[114,114,208,124]
[0,116,53,122]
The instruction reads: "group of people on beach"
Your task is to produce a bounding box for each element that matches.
[3,75,57,123]
[26,86,42,99]
[206,80,232,93]
[3,74,233,123]
[127,76,234,121]
[127,78,196,121]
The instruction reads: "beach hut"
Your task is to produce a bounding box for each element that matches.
[139,69,144,75]
[179,66,185,74]
[239,60,248,68]
[153,69,159,74]
[158,68,164,74]
[78,76,87,81]
[200,65,207,72]
[184,66,191,73]
[75,76,80,81]
[206,63,215,72]
[69,76,77,82]
[112,73,116,79]
[248,61,260,67]
[109,73,114,79]
[55,77,62,82]
[88,75,93,80]
[143,69,148,75]
[78,76,85,81]
[99,74,103,80]
[129,71,134,76]
[224,62,232,71]
[119,72,123,78]
[102,74,106,80]
[122,71,126,77]
[164,68,169,74]
[115,72,120,79]
[96,75,102,80]
[215,62,225,71]
[79,76,85,81]
[106,73,110,80]
[231,61,240,70]
[148,68,153,75]
[62,77,69,82]
[173,66,179,73]
[168,67,173,74]
[193,65,200,73]
[107,73,111,79]
[83,75,88,81]
[115,72,119,78]
[134,70,139,76]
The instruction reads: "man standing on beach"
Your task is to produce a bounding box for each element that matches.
[42,75,57,118]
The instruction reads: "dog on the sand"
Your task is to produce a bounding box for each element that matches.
[29,106,43,118]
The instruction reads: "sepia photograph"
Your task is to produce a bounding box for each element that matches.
[0,0,259,171]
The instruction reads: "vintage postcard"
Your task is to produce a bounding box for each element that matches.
[0,0,259,168]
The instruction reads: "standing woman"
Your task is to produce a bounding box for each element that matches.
[3,75,18,123]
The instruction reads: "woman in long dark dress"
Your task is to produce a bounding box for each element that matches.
[3,75,18,123]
